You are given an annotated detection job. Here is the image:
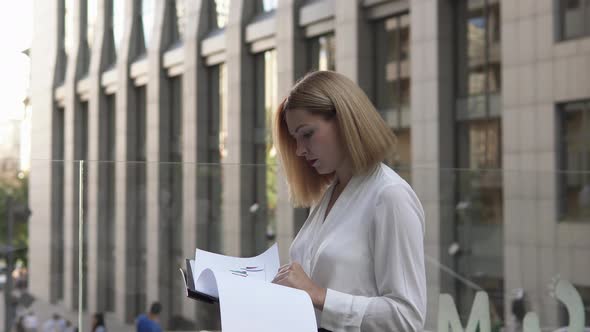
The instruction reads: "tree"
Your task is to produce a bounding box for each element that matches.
[0,172,29,265]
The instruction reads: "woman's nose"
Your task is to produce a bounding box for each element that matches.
[295,141,307,157]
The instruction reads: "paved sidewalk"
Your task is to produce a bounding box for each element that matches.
[2,290,220,332]
[1,289,133,332]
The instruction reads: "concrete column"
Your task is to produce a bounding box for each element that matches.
[182,1,222,329]
[62,0,87,312]
[29,0,59,303]
[86,0,111,314]
[113,0,142,323]
[144,0,183,327]
[181,0,206,325]
[223,0,256,257]
[410,0,455,329]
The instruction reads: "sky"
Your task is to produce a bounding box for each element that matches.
[0,0,33,169]
[0,0,33,122]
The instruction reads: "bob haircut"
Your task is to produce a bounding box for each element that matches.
[274,71,396,207]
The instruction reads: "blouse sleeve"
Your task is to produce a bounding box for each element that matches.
[319,184,427,332]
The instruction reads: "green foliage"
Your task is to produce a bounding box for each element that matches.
[0,172,29,265]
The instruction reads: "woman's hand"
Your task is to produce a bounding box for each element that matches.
[272,262,327,310]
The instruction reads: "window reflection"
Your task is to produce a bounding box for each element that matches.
[214,0,230,29]
[256,0,278,13]
[463,0,501,98]
[64,0,74,56]
[558,0,590,40]
[142,0,155,49]
[87,0,97,49]
[220,64,228,159]
[308,34,335,71]
[454,0,504,322]
[263,0,278,11]
[175,0,186,40]
[112,0,125,56]
[374,13,411,181]
[252,49,278,254]
[375,14,410,128]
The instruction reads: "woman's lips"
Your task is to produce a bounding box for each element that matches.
[307,159,318,167]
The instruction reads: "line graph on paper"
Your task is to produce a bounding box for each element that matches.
[229,266,265,278]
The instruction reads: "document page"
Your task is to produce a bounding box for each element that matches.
[214,270,318,332]
[192,243,280,296]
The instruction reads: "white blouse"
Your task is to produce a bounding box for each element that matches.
[290,163,426,332]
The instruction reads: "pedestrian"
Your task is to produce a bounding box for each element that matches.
[23,311,38,332]
[41,313,65,332]
[272,70,426,331]
[13,315,26,332]
[63,321,75,332]
[136,302,162,332]
[91,313,105,332]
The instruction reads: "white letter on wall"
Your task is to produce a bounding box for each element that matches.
[437,291,491,332]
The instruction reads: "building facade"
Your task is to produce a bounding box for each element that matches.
[29,0,590,330]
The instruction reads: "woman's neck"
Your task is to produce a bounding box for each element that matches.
[334,160,354,189]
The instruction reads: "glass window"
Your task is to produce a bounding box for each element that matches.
[214,0,230,29]
[87,0,97,50]
[51,107,65,302]
[64,0,74,57]
[251,49,278,254]
[199,64,228,256]
[73,102,89,310]
[256,0,278,13]
[374,13,411,181]
[456,119,503,221]
[220,64,228,159]
[559,101,590,221]
[454,0,504,322]
[129,86,147,321]
[161,76,183,318]
[99,94,116,312]
[307,34,335,71]
[141,0,155,49]
[263,0,278,11]
[558,0,589,40]
[112,0,125,57]
[456,0,502,120]
[375,13,411,129]
[175,0,186,40]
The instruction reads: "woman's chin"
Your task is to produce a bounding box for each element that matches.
[315,167,332,175]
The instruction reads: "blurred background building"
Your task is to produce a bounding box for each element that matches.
[27,0,590,330]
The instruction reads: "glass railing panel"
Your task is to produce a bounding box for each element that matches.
[12,161,590,331]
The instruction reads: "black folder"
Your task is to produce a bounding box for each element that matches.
[179,259,219,304]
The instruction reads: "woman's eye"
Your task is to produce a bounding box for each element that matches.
[303,131,314,139]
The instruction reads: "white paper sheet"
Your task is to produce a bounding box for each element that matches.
[214,270,317,332]
[190,244,317,332]
[192,243,281,295]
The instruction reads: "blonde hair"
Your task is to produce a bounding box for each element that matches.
[273,71,396,207]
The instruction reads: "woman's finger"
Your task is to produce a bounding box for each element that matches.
[272,272,289,285]
[272,269,290,283]
[277,263,291,273]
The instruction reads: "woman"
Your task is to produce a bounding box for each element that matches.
[272,71,426,331]
[91,313,105,332]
